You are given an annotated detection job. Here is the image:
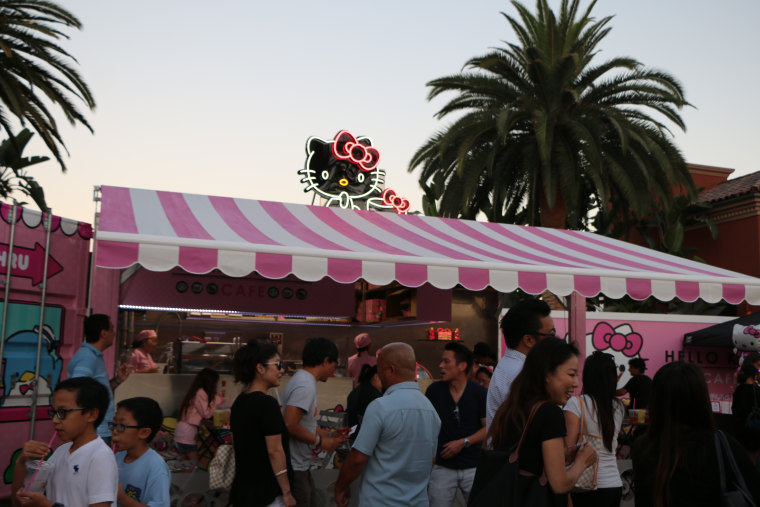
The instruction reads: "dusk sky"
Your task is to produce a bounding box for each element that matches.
[16,0,760,224]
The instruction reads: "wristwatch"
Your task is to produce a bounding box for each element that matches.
[463,437,471,448]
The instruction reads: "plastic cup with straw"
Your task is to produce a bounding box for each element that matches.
[24,432,57,492]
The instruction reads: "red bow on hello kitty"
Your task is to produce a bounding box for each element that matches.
[591,322,643,357]
[331,130,380,171]
[744,325,760,338]
[381,189,410,214]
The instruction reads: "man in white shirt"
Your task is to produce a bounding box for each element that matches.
[485,299,555,431]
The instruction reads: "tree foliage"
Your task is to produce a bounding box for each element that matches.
[0,128,50,211]
[410,0,695,229]
[0,0,95,171]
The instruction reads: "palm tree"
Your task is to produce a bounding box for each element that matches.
[0,0,95,171]
[0,128,50,211]
[410,0,695,229]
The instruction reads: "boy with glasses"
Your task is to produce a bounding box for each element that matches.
[13,377,118,507]
[112,397,170,507]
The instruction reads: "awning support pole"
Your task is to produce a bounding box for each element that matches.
[86,186,102,317]
[29,211,53,440]
[568,291,587,378]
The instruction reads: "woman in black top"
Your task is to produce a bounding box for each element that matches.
[345,364,381,429]
[488,338,597,507]
[733,361,760,463]
[230,342,295,507]
[632,361,760,507]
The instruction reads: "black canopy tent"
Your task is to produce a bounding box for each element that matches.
[683,312,760,348]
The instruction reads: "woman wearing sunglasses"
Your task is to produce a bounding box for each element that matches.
[230,342,295,507]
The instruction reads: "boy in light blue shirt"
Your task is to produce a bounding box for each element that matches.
[111,397,170,507]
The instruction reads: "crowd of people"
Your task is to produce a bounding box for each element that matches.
[10,304,760,507]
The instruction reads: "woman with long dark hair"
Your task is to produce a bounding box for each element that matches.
[563,352,624,506]
[230,342,295,507]
[487,338,597,506]
[174,368,222,461]
[632,361,760,507]
[732,361,760,464]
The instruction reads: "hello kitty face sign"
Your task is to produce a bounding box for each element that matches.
[732,324,760,351]
[299,130,410,213]
[587,321,646,387]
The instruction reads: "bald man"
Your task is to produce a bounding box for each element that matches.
[335,343,440,507]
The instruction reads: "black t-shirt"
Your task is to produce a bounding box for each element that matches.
[499,402,566,476]
[632,428,760,507]
[732,383,760,452]
[229,391,292,507]
[346,383,381,428]
[624,374,652,409]
[426,380,487,469]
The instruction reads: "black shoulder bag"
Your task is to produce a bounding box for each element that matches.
[714,430,757,507]
[468,402,550,507]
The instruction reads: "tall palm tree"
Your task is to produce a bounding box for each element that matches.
[0,0,95,171]
[410,0,695,229]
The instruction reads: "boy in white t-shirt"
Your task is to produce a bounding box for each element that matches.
[13,376,118,507]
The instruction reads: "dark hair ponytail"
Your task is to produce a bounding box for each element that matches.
[233,341,279,385]
[581,352,621,451]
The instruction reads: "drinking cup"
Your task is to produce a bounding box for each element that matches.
[24,460,54,493]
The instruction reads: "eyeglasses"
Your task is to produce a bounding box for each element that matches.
[108,422,143,433]
[452,405,461,427]
[264,360,283,370]
[47,407,85,420]
[533,332,558,340]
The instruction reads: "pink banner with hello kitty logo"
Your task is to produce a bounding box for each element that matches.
[499,311,738,413]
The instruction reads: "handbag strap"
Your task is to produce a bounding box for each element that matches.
[577,396,588,445]
[714,430,728,493]
[715,430,753,496]
[511,402,546,460]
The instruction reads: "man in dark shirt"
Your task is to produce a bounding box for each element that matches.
[426,342,487,507]
[616,358,652,409]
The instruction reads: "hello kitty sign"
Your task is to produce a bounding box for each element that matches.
[299,130,410,213]
[732,324,760,351]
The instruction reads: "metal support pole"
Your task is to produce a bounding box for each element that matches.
[0,203,19,392]
[29,211,53,439]
[86,186,102,317]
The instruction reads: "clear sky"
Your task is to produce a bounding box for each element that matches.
[17,0,760,224]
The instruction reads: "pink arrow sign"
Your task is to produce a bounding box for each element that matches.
[0,242,63,285]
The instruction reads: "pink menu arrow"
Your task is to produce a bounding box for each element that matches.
[0,242,63,285]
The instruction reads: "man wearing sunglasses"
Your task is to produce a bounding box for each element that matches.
[486,299,554,431]
[425,342,487,506]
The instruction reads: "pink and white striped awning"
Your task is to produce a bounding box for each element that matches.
[95,186,760,304]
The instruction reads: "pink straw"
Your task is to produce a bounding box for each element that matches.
[112,443,116,453]
[25,432,57,491]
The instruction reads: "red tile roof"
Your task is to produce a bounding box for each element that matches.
[698,170,760,203]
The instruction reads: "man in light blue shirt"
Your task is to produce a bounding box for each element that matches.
[335,343,440,507]
[67,314,130,443]
[486,299,555,431]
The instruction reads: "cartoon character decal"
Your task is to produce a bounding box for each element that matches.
[732,324,760,351]
[1,324,62,408]
[587,321,646,387]
[299,130,409,213]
